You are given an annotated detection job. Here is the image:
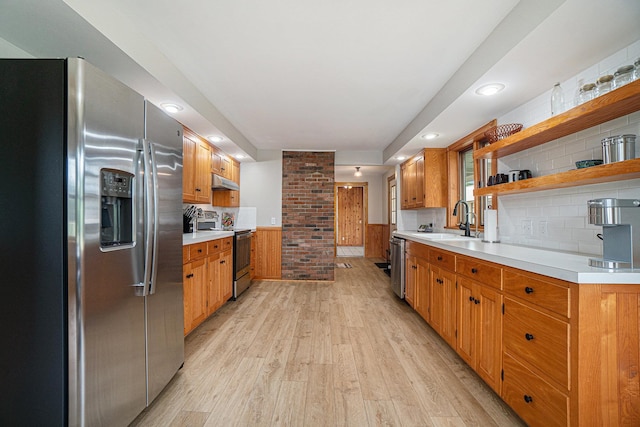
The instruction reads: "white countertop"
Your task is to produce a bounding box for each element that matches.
[182,230,234,245]
[394,230,640,284]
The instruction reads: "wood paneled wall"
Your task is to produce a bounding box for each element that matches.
[365,224,390,259]
[254,227,282,280]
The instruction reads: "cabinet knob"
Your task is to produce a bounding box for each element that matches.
[523,395,533,404]
[474,299,480,304]
[220,260,225,264]
[525,333,535,341]
[437,256,443,261]
[469,296,474,302]
[195,188,201,192]
[525,287,534,294]
[186,273,194,278]
[198,249,202,253]
[471,268,478,274]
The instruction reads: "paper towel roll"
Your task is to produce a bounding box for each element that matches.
[483,209,499,243]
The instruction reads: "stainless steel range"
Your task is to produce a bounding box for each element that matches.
[232,229,252,299]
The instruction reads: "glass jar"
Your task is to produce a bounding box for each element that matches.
[613,65,634,89]
[578,83,596,104]
[595,75,613,97]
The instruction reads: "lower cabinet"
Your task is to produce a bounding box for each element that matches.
[405,254,417,308]
[429,265,456,348]
[183,237,233,336]
[456,277,502,393]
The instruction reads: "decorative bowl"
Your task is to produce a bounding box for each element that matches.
[575,159,603,169]
[484,123,523,143]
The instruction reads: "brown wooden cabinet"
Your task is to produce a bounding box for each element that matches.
[212,157,240,207]
[457,276,502,393]
[254,227,282,280]
[404,253,416,309]
[400,148,446,209]
[183,237,233,335]
[429,264,456,348]
[182,129,211,204]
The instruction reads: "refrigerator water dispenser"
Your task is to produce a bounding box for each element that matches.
[100,169,134,247]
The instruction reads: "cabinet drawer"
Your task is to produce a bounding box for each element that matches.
[207,239,223,254]
[221,237,233,251]
[502,353,568,427]
[406,240,429,260]
[456,256,502,289]
[189,242,208,260]
[429,248,455,271]
[503,298,569,388]
[504,269,569,317]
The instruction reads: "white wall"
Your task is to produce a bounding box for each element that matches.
[496,39,640,255]
[239,150,282,227]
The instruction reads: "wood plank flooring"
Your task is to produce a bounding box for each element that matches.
[131,257,525,426]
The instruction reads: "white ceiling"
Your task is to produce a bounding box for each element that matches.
[1,0,640,168]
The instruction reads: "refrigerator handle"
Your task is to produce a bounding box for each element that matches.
[140,138,155,296]
[145,139,160,295]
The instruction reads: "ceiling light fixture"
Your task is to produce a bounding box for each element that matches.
[208,136,223,143]
[421,133,439,140]
[160,103,183,113]
[395,156,406,161]
[235,154,244,159]
[475,83,505,96]
[354,167,362,177]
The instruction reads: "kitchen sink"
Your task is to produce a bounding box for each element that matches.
[413,232,476,241]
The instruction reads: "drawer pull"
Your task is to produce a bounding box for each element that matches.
[525,333,535,341]
[471,268,478,274]
[474,299,480,305]
[523,395,533,404]
[525,286,534,294]
[437,256,443,261]
[469,296,474,302]
[197,249,203,253]
[186,274,194,278]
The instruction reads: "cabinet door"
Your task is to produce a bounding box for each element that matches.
[440,268,457,348]
[456,278,475,366]
[476,284,502,393]
[220,156,232,179]
[415,256,430,322]
[220,249,233,302]
[414,155,424,207]
[182,135,197,202]
[183,258,207,335]
[207,252,222,315]
[429,265,443,333]
[401,164,410,209]
[405,255,416,308]
[211,149,222,175]
[195,141,211,203]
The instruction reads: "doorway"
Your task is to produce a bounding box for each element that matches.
[335,182,368,257]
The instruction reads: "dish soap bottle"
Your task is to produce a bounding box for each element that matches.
[551,82,564,115]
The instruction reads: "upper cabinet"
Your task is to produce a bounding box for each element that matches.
[401,148,446,209]
[183,126,241,206]
[183,129,211,204]
[474,80,640,197]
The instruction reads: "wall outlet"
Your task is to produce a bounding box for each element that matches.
[271,217,276,225]
[539,221,548,237]
[521,220,533,235]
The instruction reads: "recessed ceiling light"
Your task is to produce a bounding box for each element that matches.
[475,83,505,96]
[208,136,223,143]
[235,154,244,159]
[396,156,406,161]
[421,133,439,140]
[160,103,183,113]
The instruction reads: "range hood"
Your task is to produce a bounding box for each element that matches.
[211,173,239,191]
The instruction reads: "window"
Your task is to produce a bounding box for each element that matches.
[446,121,497,230]
[388,176,397,225]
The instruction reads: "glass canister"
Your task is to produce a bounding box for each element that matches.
[595,75,613,97]
[578,83,596,104]
[613,65,634,89]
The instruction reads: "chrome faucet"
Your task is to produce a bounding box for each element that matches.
[453,200,472,237]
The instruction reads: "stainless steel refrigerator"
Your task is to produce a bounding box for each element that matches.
[0,58,184,426]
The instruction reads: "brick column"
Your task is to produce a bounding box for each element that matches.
[281,151,335,281]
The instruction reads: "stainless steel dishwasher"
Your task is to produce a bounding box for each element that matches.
[389,236,406,299]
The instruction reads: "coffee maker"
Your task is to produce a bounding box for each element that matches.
[588,198,640,269]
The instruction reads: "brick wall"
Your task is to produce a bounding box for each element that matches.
[282,151,335,281]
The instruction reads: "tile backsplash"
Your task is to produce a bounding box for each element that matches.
[495,38,640,255]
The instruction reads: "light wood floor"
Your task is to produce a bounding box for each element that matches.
[131,257,525,427]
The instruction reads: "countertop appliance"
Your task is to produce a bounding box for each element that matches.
[588,198,640,269]
[0,58,184,426]
[233,229,253,299]
[390,236,406,298]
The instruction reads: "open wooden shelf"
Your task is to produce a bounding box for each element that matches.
[474,158,640,196]
[474,79,640,160]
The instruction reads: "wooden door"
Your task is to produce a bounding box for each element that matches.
[337,186,363,246]
[182,134,197,202]
[457,277,476,366]
[405,255,416,308]
[440,268,457,348]
[207,252,222,315]
[415,256,430,322]
[220,249,233,302]
[429,265,444,333]
[476,283,502,393]
[195,141,211,203]
[184,258,207,334]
